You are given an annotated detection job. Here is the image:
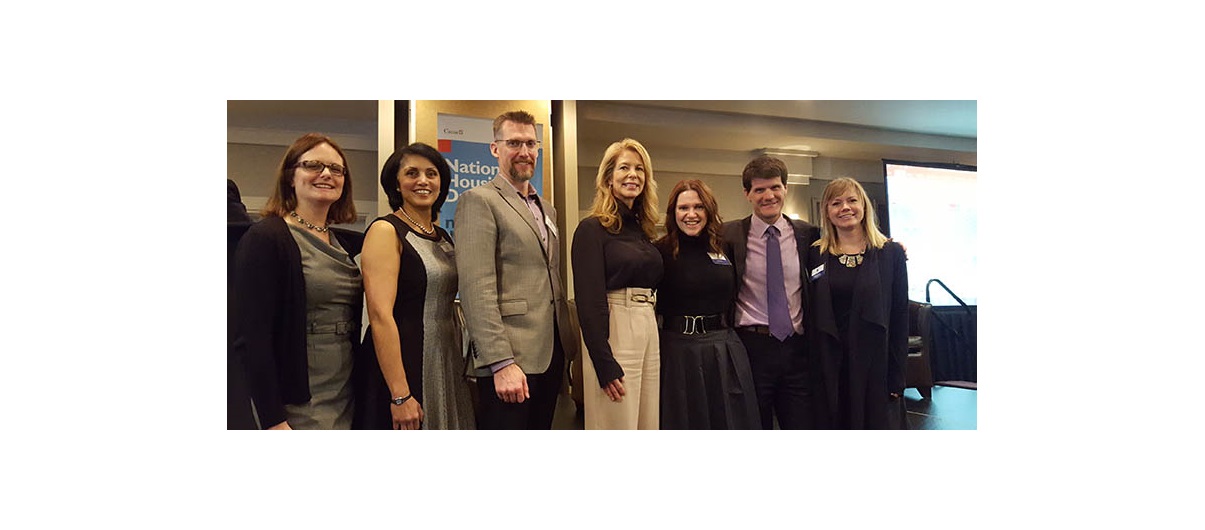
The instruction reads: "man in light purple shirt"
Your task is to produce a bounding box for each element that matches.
[722,156,821,429]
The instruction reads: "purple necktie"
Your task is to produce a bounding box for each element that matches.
[765,225,792,341]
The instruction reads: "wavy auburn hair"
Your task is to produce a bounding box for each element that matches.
[261,133,357,224]
[656,179,724,259]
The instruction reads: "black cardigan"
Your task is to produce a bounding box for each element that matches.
[805,241,909,429]
[231,216,364,428]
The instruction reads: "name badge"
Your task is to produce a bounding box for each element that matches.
[810,263,825,281]
[438,240,455,257]
[708,252,732,265]
[544,214,558,239]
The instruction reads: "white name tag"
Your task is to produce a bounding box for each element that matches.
[708,252,732,265]
[544,214,558,239]
[438,240,455,257]
[810,263,825,281]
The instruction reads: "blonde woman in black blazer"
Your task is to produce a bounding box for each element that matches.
[806,177,908,429]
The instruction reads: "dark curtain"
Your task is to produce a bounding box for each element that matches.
[926,306,976,383]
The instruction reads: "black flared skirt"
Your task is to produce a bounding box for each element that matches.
[659,328,761,429]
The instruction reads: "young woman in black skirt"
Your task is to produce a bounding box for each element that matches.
[654,179,760,429]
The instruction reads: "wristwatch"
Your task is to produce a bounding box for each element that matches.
[391,394,412,406]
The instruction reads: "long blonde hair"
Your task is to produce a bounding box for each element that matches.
[586,138,659,239]
[815,177,889,255]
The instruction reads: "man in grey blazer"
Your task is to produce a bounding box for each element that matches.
[455,110,575,429]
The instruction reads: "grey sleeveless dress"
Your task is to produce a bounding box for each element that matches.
[283,223,362,429]
[363,216,474,429]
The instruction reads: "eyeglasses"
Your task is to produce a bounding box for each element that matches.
[495,139,541,151]
[295,160,346,177]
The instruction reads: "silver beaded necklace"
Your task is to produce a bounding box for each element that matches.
[290,211,328,232]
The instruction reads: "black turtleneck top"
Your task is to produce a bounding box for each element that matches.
[571,201,663,387]
[655,233,736,319]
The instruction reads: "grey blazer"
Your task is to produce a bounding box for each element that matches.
[455,176,576,378]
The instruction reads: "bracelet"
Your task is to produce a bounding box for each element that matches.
[390,394,413,406]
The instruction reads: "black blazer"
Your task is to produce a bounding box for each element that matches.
[720,215,821,326]
[805,242,908,429]
[230,216,364,428]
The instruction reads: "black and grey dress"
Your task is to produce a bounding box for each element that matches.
[655,233,761,429]
[283,223,363,430]
[362,215,475,429]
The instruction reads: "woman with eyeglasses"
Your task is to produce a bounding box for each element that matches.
[358,143,475,430]
[571,138,664,430]
[232,133,364,430]
[654,179,760,429]
[806,177,909,429]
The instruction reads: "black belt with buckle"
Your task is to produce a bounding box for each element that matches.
[736,325,772,336]
[663,314,726,335]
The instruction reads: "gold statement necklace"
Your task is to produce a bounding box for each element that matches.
[837,243,866,268]
[838,252,864,268]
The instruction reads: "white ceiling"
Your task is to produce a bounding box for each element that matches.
[623,100,977,137]
[227,100,378,137]
[576,100,976,166]
[227,100,977,166]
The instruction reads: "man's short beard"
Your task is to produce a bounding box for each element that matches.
[509,165,535,182]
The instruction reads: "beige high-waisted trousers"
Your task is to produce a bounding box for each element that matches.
[582,287,660,430]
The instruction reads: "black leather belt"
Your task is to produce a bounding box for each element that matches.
[736,325,772,336]
[662,314,726,335]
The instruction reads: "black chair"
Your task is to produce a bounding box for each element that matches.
[906,301,935,400]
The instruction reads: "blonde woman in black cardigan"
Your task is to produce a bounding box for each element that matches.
[805,177,908,429]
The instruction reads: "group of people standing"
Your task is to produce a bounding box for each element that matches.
[230,109,909,431]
